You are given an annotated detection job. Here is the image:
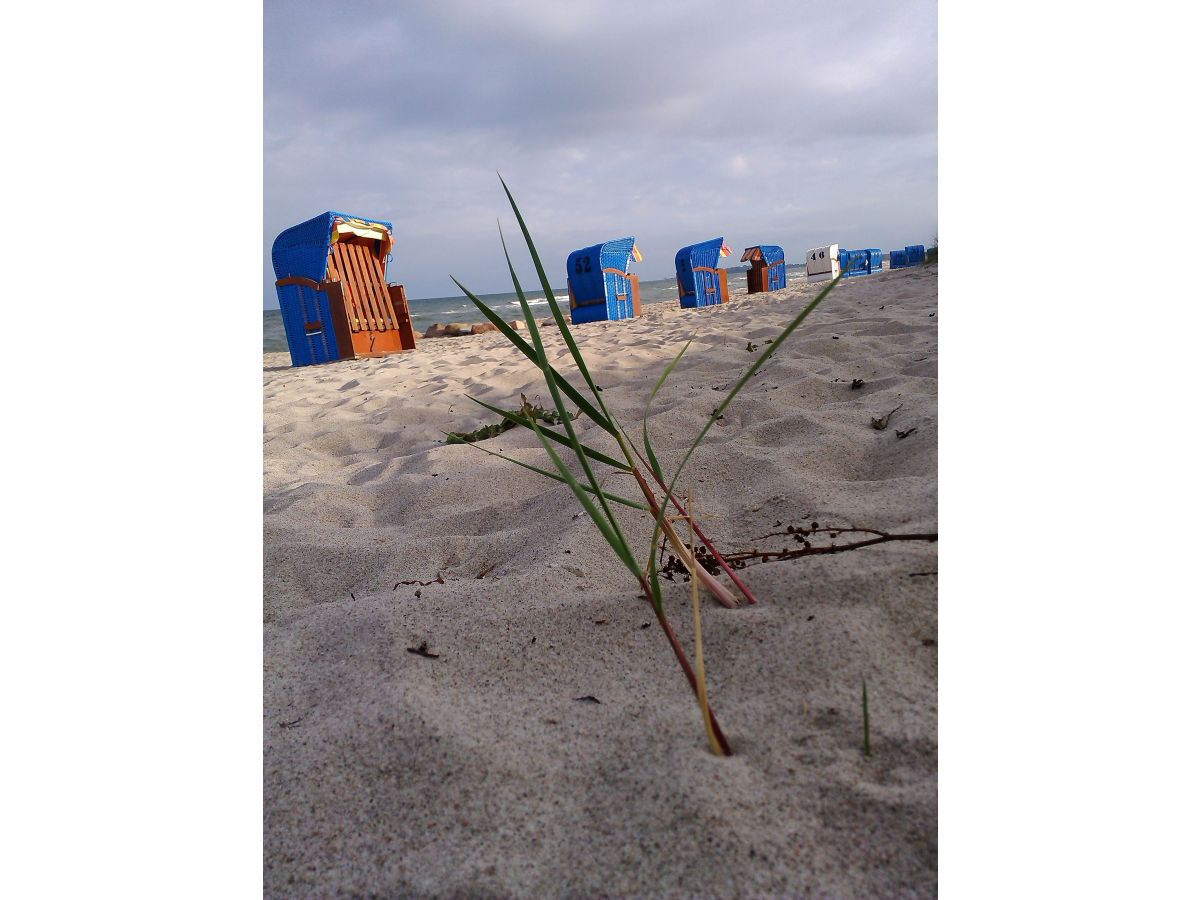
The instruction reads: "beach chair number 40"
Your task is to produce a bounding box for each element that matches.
[574,255,593,274]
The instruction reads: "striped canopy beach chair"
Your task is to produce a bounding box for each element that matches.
[566,237,643,325]
[271,211,417,367]
[676,238,731,309]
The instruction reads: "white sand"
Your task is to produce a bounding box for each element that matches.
[264,264,938,897]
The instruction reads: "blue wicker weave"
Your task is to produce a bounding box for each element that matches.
[890,250,908,269]
[905,245,926,267]
[271,211,394,367]
[843,250,871,277]
[675,237,726,309]
[760,244,787,291]
[566,237,637,324]
[844,248,883,277]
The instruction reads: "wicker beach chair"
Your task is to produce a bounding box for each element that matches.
[741,245,787,293]
[843,248,883,277]
[271,211,417,367]
[806,244,840,283]
[566,237,642,325]
[675,238,731,309]
[891,245,926,270]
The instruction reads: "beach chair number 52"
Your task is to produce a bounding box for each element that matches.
[574,255,592,274]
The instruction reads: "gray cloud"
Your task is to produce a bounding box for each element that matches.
[265,0,936,302]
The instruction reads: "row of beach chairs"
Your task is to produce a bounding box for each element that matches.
[567,237,782,325]
[804,245,927,281]
[271,211,927,368]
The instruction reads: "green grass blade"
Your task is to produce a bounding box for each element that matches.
[648,336,695,406]
[466,396,630,472]
[451,275,615,436]
[442,433,647,511]
[646,533,664,615]
[528,417,642,577]
[497,224,636,567]
[641,336,694,482]
[499,175,612,416]
[642,428,665,484]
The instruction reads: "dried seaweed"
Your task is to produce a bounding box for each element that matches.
[444,394,571,444]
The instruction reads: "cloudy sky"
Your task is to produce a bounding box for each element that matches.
[265,0,936,306]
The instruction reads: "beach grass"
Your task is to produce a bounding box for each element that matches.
[449,176,842,753]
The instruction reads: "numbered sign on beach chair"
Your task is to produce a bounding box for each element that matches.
[271,211,417,367]
[741,245,787,293]
[806,244,840,282]
[566,237,642,325]
[676,238,731,309]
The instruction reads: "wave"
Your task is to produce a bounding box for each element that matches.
[501,296,569,308]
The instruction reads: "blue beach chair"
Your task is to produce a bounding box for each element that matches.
[676,238,731,308]
[271,211,416,366]
[843,248,883,277]
[905,245,926,267]
[741,245,786,293]
[843,250,870,277]
[566,237,642,325]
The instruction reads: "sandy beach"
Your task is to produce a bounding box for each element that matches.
[264,264,938,896]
